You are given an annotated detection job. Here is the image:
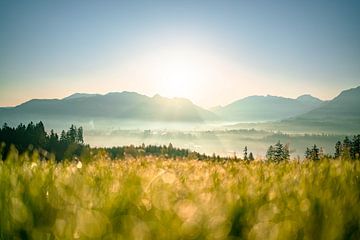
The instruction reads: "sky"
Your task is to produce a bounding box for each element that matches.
[0,0,359,108]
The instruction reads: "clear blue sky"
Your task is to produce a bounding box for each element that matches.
[1,0,359,108]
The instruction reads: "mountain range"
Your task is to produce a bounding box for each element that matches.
[229,86,360,133]
[212,94,324,122]
[0,86,359,132]
[0,92,216,122]
[295,86,360,121]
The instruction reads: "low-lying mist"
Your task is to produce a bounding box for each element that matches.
[0,117,347,158]
[85,128,343,158]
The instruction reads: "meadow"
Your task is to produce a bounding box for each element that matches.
[1,150,359,240]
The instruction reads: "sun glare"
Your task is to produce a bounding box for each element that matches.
[151,47,213,99]
[117,43,234,107]
[159,54,200,98]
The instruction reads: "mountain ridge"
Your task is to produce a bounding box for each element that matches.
[1,92,218,122]
[229,86,360,133]
[294,86,360,121]
[1,86,359,128]
[213,94,323,122]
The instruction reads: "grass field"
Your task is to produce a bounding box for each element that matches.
[1,151,360,239]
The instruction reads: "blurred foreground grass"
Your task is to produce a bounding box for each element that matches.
[1,151,360,239]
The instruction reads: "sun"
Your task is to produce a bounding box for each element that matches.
[118,44,221,104]
[153,47,211,99]
[159,57,198,98]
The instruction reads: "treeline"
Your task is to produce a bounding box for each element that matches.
[0,122,89,161]
[1,122,359,162]
[0,122,211,162]
[303,135,360,161]
[97,143,210,160]
[334,135,360,160]
[265,135,360,162]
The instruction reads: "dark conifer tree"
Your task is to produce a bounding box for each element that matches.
[248,152,254,161]
[243,146,248,161]
[334,141,342,159]
[305,147,311,159]
[267,141,290,162]
[77,127,84,144]
[311,145,320,161]
[266,145,274,162]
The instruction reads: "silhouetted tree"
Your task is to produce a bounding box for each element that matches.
[77,127,84,144]
[305,147,311,159]
[283,144,290,161]
[351,135,360,160]
[60,130,67,142]
[305,144,320,161]
[243,146,248,161]
[248,152,254,161]
[335,141,342,159]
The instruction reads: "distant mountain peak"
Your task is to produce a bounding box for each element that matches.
[215,93,324,122]
[297,94,320,100]
[152,94,163,99]
[106,91,138,96]
[289,85,360,124]
[63,93,99,100]
[296,94,323,104]
[152,94,192,103]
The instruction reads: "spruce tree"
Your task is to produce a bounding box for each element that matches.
[311,145,320,161]
[305,147,311,159]
[335,141,342,159]
[266,145,274,162]
[248,152,254,161]
[274,141,283,163]
[243,146,248,161]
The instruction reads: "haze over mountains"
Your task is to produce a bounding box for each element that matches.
[282,86,360,132]
[231,86,360,133]
[0,92,216,122]
[295,86,360,121]
[213,94,324,122]
[0,86,359,133]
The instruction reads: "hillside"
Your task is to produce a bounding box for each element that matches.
[294,86,360,121]
[214,95,323,122]
[229,86,360,133]
[0,92,217,122]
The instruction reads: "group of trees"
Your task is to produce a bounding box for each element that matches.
[305,145,322,161]
[0,122,88,161]
[98,143,211,160]
[334,135,360,160]
[304,135,360,161]
[243,146,254,162]
[266,135,360,162]
[266,141,290,163]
